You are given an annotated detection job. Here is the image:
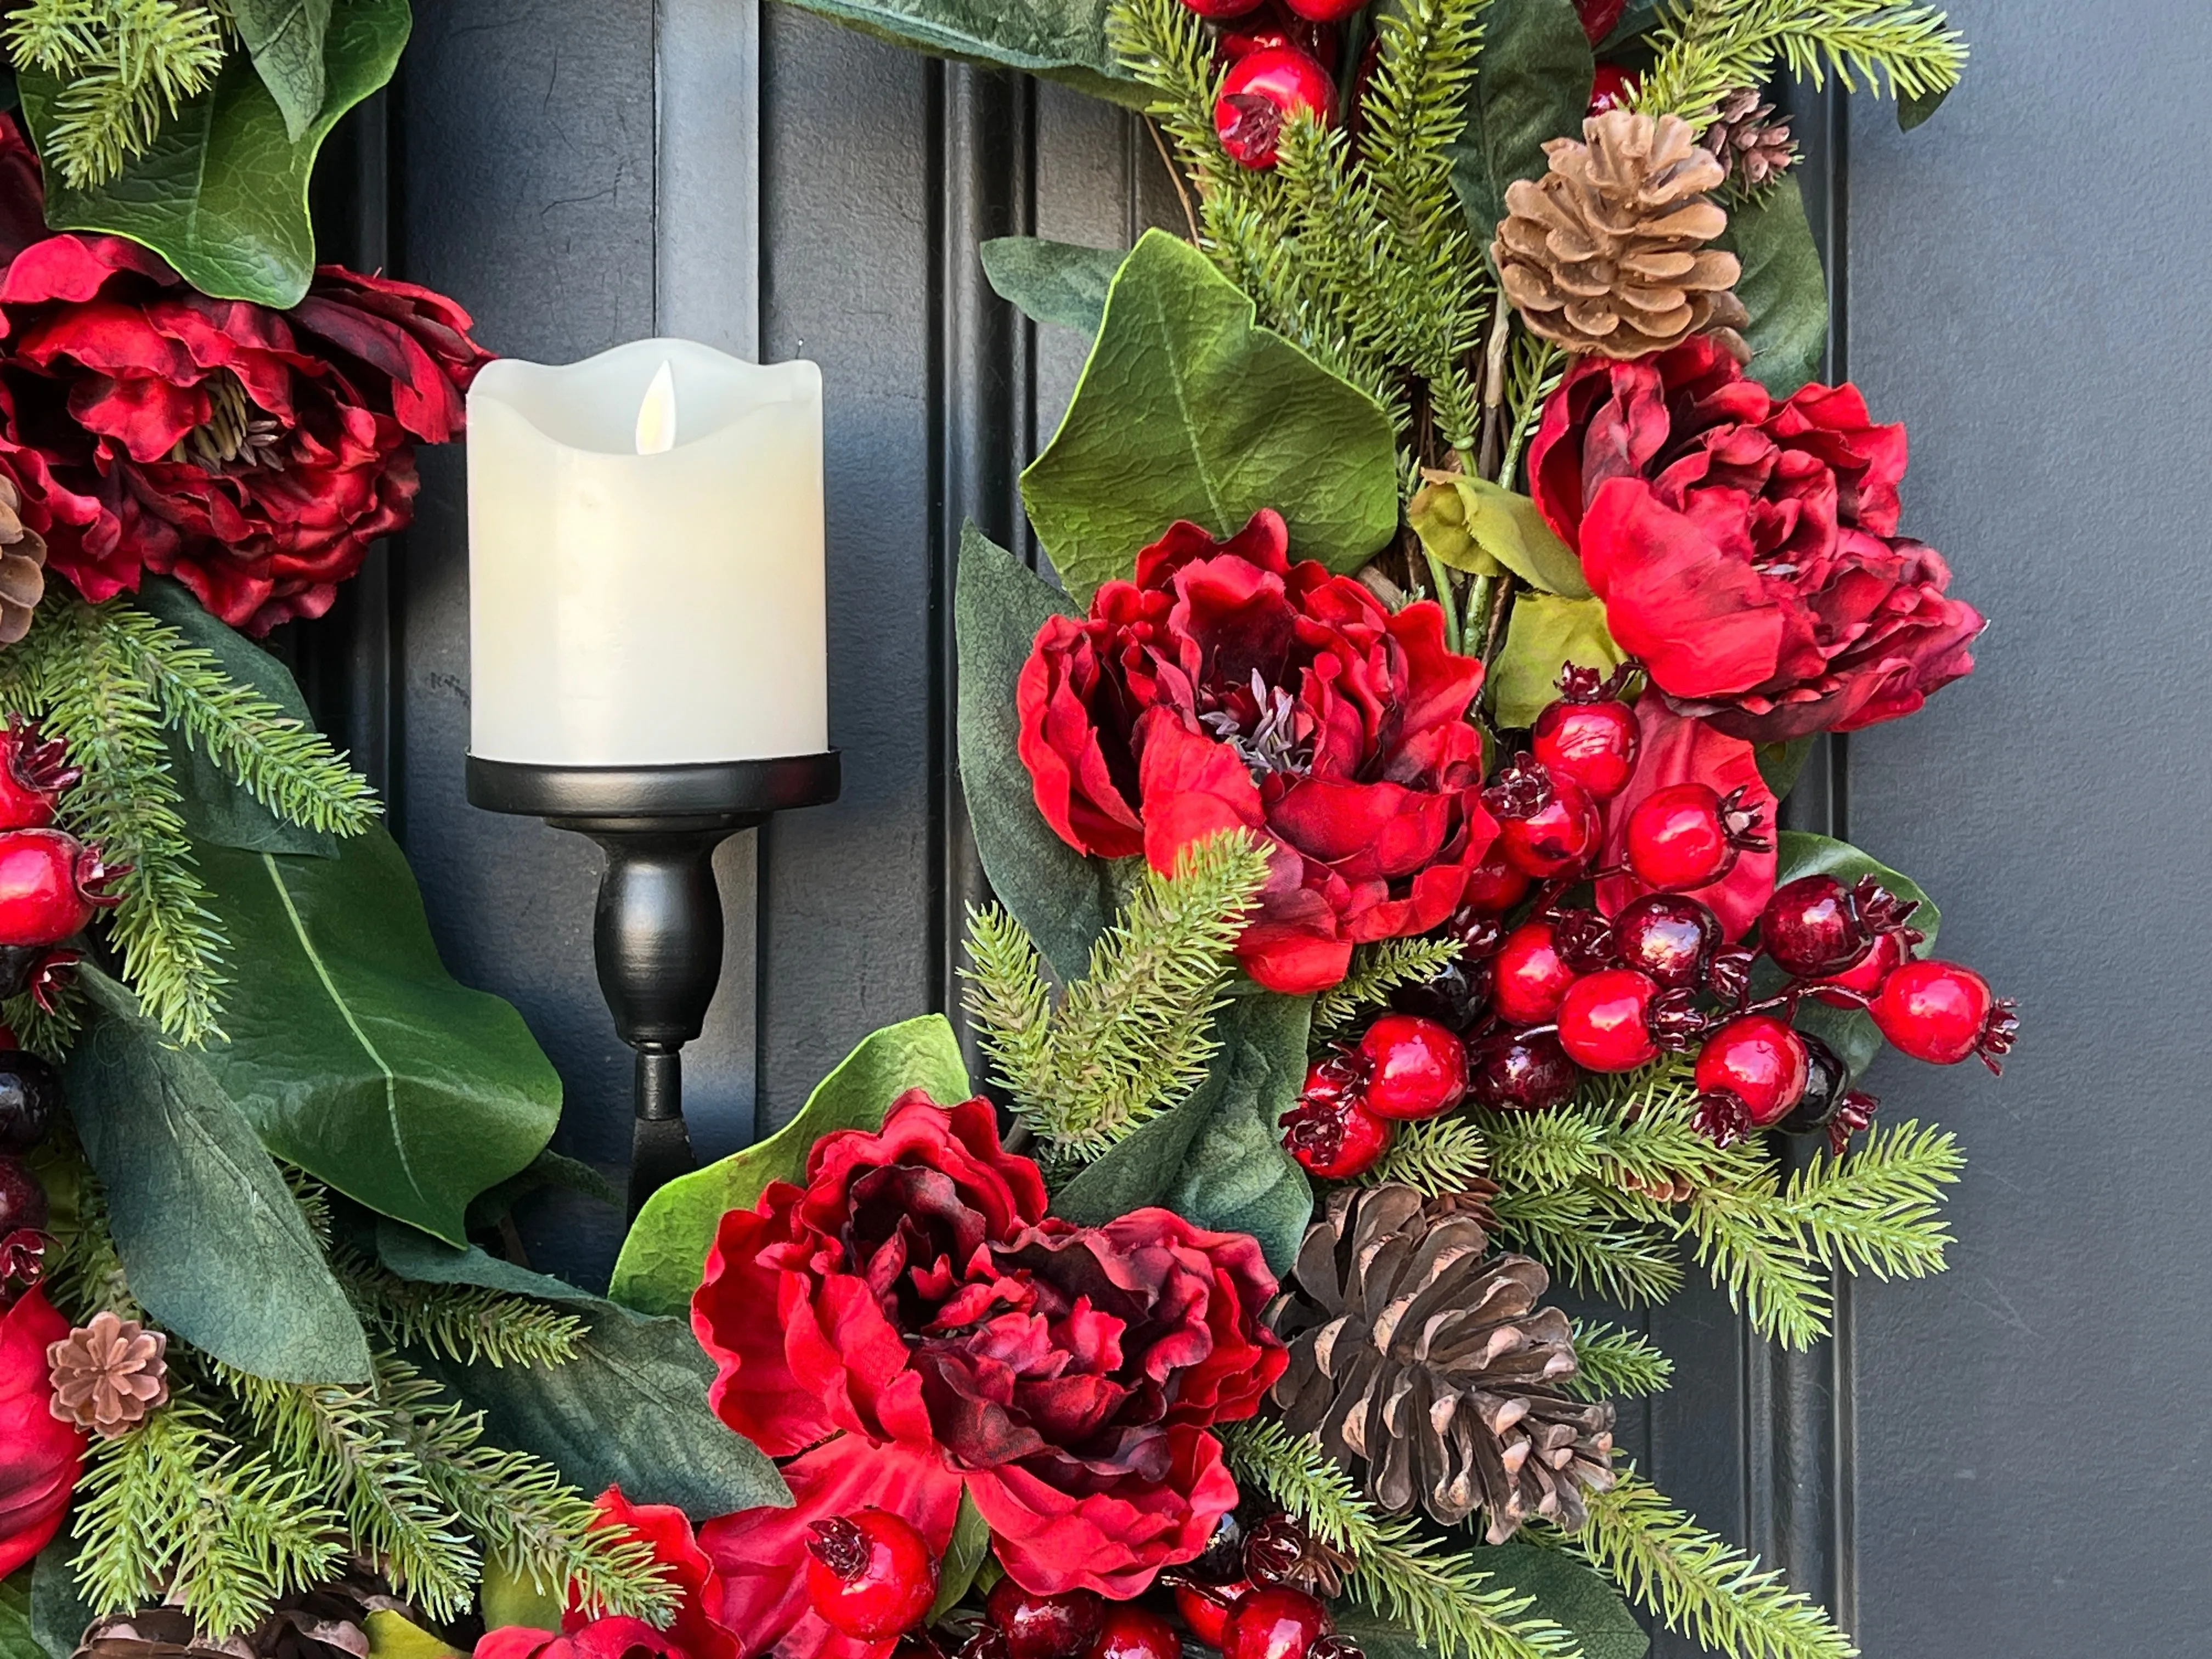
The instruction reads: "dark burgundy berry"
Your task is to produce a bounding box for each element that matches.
[1497,774,1601,879]
[0,1052,60,1154]
[1493,921,1578,1025]
[1466,1028,1581,1111]
[1777,1034,1882,1153]
[1189,1508,1251,1584]
[1870,960,2017,1073]
[1550,908,1616,975]
[1531,668,1639,800]
[0,719,78,833]
[1759,874,1872,978]
[1705,944,1758,1007]
[1243,1514,1313,1585]
[1221,1587,1332,1659]
[1611,893,1719,990]
[1391,957,1489,1031]
[1646,985,1710,1053]
[1556,969,1661,1073]
[804,1511,938,1640]
[1281,1096,1393,1178]
[1215,45,1335,168]
[1308,1641,1365,1659]
[1588,60,1640,114]
[1176,1581,1251,1648]
[1623,784,1769,893]
[1357,1013,1468,1120]
[0,1226,41,1308]
[0,1154,48,1236]
[988,1582,1106,1659]
[1692,1014,1810,1143]
[1087,1604,1181,1659]
[1461,853,1532,913]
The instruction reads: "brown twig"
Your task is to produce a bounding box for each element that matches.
[1147,116,1203,245]
[1476,304,1513,481]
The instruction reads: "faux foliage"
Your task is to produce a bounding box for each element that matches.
[1634,0,1966,124]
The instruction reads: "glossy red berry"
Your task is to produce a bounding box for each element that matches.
[1176,1581,1250,1648]
[1218,5,1338,67]
[1356,1013,1468,1120]
[1611,894,1719,990]
[1281,1095,1394,1178]
[989,1582,1107,1659]
[1087,1604,1181,1659]
[1555,969,1661,1073]
[1462,852,1533,913]
[1588,61,1641,114]
[1870,960,2017,1072]
[1282,0,1362,20]
[1531,674,1639,800]
[0,720,78,832]
[1758,875,1873,979]
[1694,1014,1810,1135]
[1221,1587,1332,1659]
[1492,921,1578,1025]
[1622,783,1768,893]
[1181,0,1265,18]
[1497,774,1600,878]
[0,1052,60,1154]
[804,1511,938,1641]
[1466,1028,1581,1112]
[1573,0,1627,44]
[1810,929,1909,1007]
[1216,46,1335,168]
[0,829,125,947]
[0,1154,46,1235]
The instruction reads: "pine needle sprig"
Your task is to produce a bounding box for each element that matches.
[334,1247,589,1369]
[1364,1115,1489,1198]
[1222,1420,1579,1659]
[5,981,85,1061]
[1489,1185,1687,1307]
[1564,1321,1675,1401]
[1634,0,1966,126]
[7,1,237,189]
[1773,1119,1965,1279]
[1313,936,1464,1035]
[1559,1472,1857,1659]
[1499,335,1564,487]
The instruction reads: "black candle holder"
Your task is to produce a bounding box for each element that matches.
[466,751,840,1214]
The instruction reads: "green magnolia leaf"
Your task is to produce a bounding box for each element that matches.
[1755,735,1818,802]
[191,831,561,1245]
[27,1536,90,1659]
[1051,993,1313,1274]
[928,1493,993,1622]
[1,1570,40,1659]
[982,236,1125,338]
[479,1558,563,1636]
[1718,176,1829,397]
[19,0,409,306]
[1449,0,1592,248]
[464,1148,618,1234]
[232,0,334,140]
[1489,592,1622,729]
[65,967,371,1383]
[1409,475,1590,597]
[610,1015,972,1317]
[1022,230,1401,603]
[1774,831,1942,1076]
[955,526,1121,983]
[770,0,1139,106]
[362,1613,466,1659]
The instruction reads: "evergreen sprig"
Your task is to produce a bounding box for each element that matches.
[963,830,1271,1161]
[335,1248,589,1369]
[6,1,237,189]
[1313,936,1464,1036]
[1634,0,1966,125]
[1564,1321,1675,1402]
[1558,1473,1857,1659]
[1491,1184,1688,1308]
[1365,1114,1489,1198]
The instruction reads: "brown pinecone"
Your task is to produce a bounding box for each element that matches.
[1700,89,1797,191]
[74,1566,415,1659]
[1493,109,1746,360]
[1267,1184,1615,1542]
[47,1310,169,1438]
[0,475,48,646]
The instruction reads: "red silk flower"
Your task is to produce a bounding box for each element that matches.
[1016,509,1498,994]
[2,1286,84,1577]
[0,117,490,634]
[1531,334,1983,743]
[477,1488,737,1659]
[1595,695,1778,939]
[692,1091,1284,1659]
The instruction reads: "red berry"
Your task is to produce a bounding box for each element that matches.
[1497,774,1600,879]
[1181,0,1265,18]
[1462,852,1532,913]
[1531,691,1639,801]
[989,1583,1107,1659]
[1555,969,1661,1073]
[1622,783,1768,893]
[1221,1588,1332,1659]
[1356,1013,1467,1120]
[1694,1015,1810,1128]
[0,720,78,832]
[804,1511,938,1641]
[1758,875,1872,979]
[1810,929,1909,1007]
[1215,46,1335,169]
[1588,61,1641,114]
[1611,894,1718,990]
[1573,0,1627,44]
[1087,1605,1181,1659]
[1281,1095,1393,1179]
[1466,1028,1581,1111]
[1492,921,1578,1025]
[0,1052,59,1155]
[1281,0,1361,20]
[0,829,125,947]
[1870,960,2017,1072]
[1175,1581,1250,1648]
[1218,5,1338,68]
[0,1154,46,1235]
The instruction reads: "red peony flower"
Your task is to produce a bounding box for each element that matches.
[1530,335,1983,743]
[478,1487,737,1659]
[692,1091,1284,1659]
[477,1619,691,1659]
[2,1286,85,1577]
[1595,695,1777,939]
[1017,509,1498,994]
[0,117,490,634]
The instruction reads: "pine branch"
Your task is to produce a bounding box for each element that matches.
[1499,334,1564,488]
[334,1247,588,1369]
[961,905,1056,1108]
[1364,1115,1489,1199]
[1223,1420,1578,1659]
[1635,0,1966,125]
[1312,936,1463,1035]
[1560,1473,1857,1659]
[1773,1119,1963,1280]
[1489,1186,1686,1307]
[7,1,235,189]
[3,981,83,1060]
[1564,1321,1674,1401]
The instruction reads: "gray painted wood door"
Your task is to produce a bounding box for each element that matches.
[289,1,2212,1650]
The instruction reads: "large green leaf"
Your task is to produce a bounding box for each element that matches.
[1774,832,1941,1077]
[65,968,371,1383]
[1488,591,1622,729]
[955,526,1122,983]
[1022,230,1401,603]
[770,0,1139,106]
[233,0,334,140]
[27,1537,88,1659]
[1717,176,1829,397]
[981,236,1125,338]
[1338,1538,1646,1659]
[1051,992,1313,1274]
[191,831,562,1246]
[927,1493,992,1622]
[609,1015,972,1317]
[19,0,409,306]
[1,1571,39,1659]
[1449,0,1592,249]
[1409,475,1589,596]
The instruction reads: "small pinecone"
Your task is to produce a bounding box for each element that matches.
[1493,109,1747,360]
[1267,1184,1615,1542]
[74,1566,413,1659]
[1700,89,1796,191]
[0,475,46,646]
[47,1310,169,1437]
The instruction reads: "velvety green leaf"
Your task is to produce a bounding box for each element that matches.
[610,1015,972,1317]
[770,0,1141,106]
[982,236,1125,337]
[1051,993,1313,1274]
[1,1570,40,1659]
[1449,0,1592,247]
[1410,475,1590,597]
[232,0,334,140]
[27,1536,89,1659]
[1022,230,1401,603]
[464,1148,618,1234]
[479,1558,563,1636]
[1717,176,1829,397]
[362,1613,466,1659]
[1489,592,1622,729]
[192,831,562,1245]
[1755,735,1818,802]
[19,0,409,306]
[955,526,1121,982]
[928,1493,993,1621]
[65,967,371,1383]
[1774,831,1941,1077]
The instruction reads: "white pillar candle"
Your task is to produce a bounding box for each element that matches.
[466,338,827,768]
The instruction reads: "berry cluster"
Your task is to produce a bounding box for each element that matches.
[1280,669,2017,1171]
[0,719,121,1014]
[1173,0,1355,172]
[0,1042,62,1309]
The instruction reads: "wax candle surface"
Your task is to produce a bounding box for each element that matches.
[467,338,827,766]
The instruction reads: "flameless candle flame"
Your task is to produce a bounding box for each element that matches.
[634,360,677,455]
